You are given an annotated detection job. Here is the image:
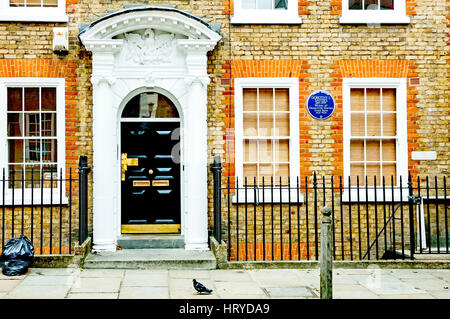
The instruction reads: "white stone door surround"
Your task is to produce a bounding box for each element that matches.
[79,7,221,252]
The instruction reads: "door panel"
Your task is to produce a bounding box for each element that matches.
[121,121,180,233]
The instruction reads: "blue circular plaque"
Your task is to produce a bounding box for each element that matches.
[306,91,335,120]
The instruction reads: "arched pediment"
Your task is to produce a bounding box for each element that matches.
[79,6,221,43]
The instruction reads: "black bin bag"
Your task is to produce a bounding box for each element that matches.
[0,235,34,276]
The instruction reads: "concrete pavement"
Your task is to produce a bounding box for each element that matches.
[0,267,448,299]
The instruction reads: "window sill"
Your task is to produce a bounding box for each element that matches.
[341,188,410,203]
[232,189,304,204]
[0,14,69,23]
[231,15,302,25]
[339,15,410,25]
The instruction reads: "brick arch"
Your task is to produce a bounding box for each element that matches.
[222,0,311,15]
[0,59,79,175]
[331,0,417,15]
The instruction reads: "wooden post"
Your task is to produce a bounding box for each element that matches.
[320,205,333,299]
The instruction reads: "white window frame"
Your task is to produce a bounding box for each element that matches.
[0,0,68,22]
[343,77,409,202]
[0,77,66,205]
[234,77,302,203]
[231,0,302,24]
[340,0,410,24]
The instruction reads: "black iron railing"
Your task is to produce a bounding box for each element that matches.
[211,162,449,262]
[0,156,90,255]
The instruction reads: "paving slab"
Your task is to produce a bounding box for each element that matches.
[400,278,449,291]
[170,289,218,299]
[5,285,70,299]
[20,275,77,286]
[387,269,436,279]
[0,273,27,280]
[119,287,169,299]
[248,270,302,287]
[71,277,122,293]
[122,272,168,287]
[66,293,118,299]
[29,268,81,276]
[0,280,21,292]
[428,290,450,299]
[80,269,125,278]
[333,284,380,299]
[210,270,253,282]
[364,281,425,295]
[214,281,265,296]
[169,269,211,279]
[263,287,317,298]
[380,294,436,299]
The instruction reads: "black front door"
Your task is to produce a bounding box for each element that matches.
[121,121,180,233]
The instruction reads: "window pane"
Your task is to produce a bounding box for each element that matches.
[366,114,381,136]
[41,113,56,137]
[8,165,24,188]
[24,88,39,111]
[350,88,364,111]
[42,139,57,162]
[259,139,273,163]
[242,0,256,9]
[366,140,380,162]
[7,113,23,137]
[24,165,41,188]
[366,88,380,111]
[274,0,288,9]
[382,88,396,111]
[380,0,394,10]
[350,164,364,185]
[259,113,273,136]
[8,139,24,163]
[275,113,289,136]
[274,164,289,185]
[275,88,289,111]
[24,113,40,137]
[274,139,289,162]
[41,88,56,111]
[43,0,58,7]
[42,164,58,188]
[121,93,179,118]
[9,0,25,7]
[383,113,396,136]
[365,0,379,10]
[350,140,364,161]
[243,164,257,185]
[26,0,42,7]
[243,113,257,136]
[383,164,397,186]
[259,88,273,111]
[25,139,40,162]
[382,140,396,161]
[243,88,257,111]
[7,88,22,111]
[244,139,257,162]
[260,164,273,184]
[349,0,362,9]
[351,113,365,136]
[366,164,380,185]
[258,0,272,9]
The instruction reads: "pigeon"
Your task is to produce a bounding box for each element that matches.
[193,279,213,294]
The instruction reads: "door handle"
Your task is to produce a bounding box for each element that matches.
[148,169,154,175]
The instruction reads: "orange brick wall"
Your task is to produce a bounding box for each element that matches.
[329,60,419,180]
[222,60,311,186]
[222,0,311,15]
[331,0,417,15]
[0,59,80,177]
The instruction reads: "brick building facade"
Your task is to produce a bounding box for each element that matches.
[0,0,448,256]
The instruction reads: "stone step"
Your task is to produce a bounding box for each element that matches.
[83,249,216,270]
[117,234,185,249]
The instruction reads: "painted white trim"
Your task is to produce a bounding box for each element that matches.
[231,0,302,24]
[340,0,410,25]
[342,77,408,201]
[0,0,68,22]
[234,77,301,203]
[0,77,66,205]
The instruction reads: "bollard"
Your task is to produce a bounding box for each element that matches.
[320,205,333,299]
